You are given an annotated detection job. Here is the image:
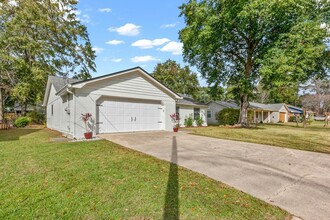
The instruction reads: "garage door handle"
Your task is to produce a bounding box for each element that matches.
[131,117,133,122]
[134,117,136,122]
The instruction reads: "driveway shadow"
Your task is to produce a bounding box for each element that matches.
[163,136,179,220]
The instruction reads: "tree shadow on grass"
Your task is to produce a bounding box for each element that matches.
[163,136,179,220]
[0,128,41,142]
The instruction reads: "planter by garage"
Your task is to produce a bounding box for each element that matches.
[84,132,93,139]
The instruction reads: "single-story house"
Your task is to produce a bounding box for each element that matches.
[287,105,303,117]
[207,101,290,124]
[249,102,289,123]
[43,67,206,139]
[177,95,208,127]
[207,101,239,124]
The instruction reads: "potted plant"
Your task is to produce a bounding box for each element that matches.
[170,113,180,132]
[81,113,93,139]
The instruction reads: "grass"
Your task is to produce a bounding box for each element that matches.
[0,127,291,219]
[187,121,330,154]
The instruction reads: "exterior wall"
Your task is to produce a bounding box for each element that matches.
[46,85,72,135]
[72,72,176,138]
[178,105,208,127]
[279,106,289,122]
[78,71,173,102]
[163,101,176,131]
[207,102,227,125]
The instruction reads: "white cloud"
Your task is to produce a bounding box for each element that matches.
[80,14,91,23]
[92,47,104,54]
[106,40,124,45]
[131,56,160,63]
[99,8,112,13]
[111,58,122,63]
[131,38,170,49]
[108,23,141,36]
[160,41,183,55]
[161,22,179,28]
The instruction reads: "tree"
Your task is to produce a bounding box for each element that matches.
[179,0,330,126]
[152,59,200,97]
[300,78,330,115]
[0,0,96,117]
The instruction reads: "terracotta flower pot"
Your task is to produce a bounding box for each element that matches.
[173,127,179,132]
[84,132,93,139]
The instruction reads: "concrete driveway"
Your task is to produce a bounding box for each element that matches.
[99,131,330,220]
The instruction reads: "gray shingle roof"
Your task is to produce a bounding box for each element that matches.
[214,101,239,109]
[48,76,81,93]
[249,102,286,111]
[177,95,208,107]
[211,101,286,111]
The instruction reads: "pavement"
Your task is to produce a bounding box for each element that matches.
[99,131,330,220]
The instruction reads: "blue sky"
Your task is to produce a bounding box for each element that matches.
[76,0,195,79]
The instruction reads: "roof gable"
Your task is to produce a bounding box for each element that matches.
[68,67,181,99]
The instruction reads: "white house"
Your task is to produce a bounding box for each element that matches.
[43,67,207,139]
[177,95,208,127]
[207,101,289,124]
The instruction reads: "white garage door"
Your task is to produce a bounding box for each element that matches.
[97,99,162,133]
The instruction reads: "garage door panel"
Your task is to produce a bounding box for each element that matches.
[97,99,161,133]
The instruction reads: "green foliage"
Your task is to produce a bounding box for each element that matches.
[152,59,200,97]
[0,0,96,115]
[27,111,45,124]
[14,116,30,127]
[184,114,194,127]
[195,115,204,126]
[179,0,330,125]
[216,108,240,125]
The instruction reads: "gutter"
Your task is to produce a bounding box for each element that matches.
[66,85,76,139]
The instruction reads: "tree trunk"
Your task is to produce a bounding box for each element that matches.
[238,94,249,127]
[0,88,3,123]
[302,108,307,128]
[21,103,27,116]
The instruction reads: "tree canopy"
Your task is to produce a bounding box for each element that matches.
[0,0,96,117]
[152,59,200,98]
[179,0,330,125]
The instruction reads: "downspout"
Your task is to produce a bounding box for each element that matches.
[66,85,76,139]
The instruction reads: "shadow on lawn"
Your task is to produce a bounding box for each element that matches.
[163,136,179,220]
[0,128,41,142]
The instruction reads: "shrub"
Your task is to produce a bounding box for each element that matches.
[27,111,45,124]
[216,108,239,125]
[14,117,31,127]
[195,115,204,126]
[184,114,193,127]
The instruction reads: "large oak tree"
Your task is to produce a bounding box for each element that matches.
[0,0,96,118]
[179,0,330,126]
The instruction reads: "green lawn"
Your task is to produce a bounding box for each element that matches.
[187,122,330,154]
[0,127,290,219]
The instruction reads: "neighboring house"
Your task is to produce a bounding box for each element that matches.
[287,105,303,117]
[176,95,208,127]
[249,102,289,123]
[207,101,289,124]
[207,101,239,125]
[13,103,45,115]
[43,67,181,139]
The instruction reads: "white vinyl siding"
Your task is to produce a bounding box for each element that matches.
[78,71,173,102]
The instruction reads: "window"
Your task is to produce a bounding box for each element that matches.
[51,104,54,116]
[194,108,200,119]
[207,110,212,119]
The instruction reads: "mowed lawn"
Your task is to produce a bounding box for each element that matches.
[188,122,330,154]
[0,127,290,219]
